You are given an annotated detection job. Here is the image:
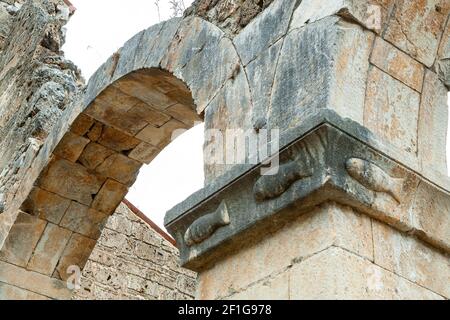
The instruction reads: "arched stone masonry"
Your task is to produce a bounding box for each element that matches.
[0,0,449,300]
[0,15,247,298]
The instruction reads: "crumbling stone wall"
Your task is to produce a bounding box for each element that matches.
[73,202,196,300]
[185,0,275,35]
[0,0,83,242]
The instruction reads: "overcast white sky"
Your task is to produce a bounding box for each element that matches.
[63,0,450,230]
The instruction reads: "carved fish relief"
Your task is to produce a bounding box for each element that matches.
[253,160,313,201]
[184,201,230,247]
[345,158,403,203]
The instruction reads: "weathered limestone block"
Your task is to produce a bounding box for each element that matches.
[131,102,171,127]
[372,220,449,298]
[370,37,425,92]
[409,182,450,249]
[289,247,443,299]
[245,39,282,127]
[91,179,128,215]
[0,260,71,300]
[21,187,71,224]
[27,223,71,276]
[162,18,237,114]
[69,113,94,136]
[54,233,96,281]
[52,131,90,162]
[128,142,160,164]
[0,212,46,267]
[203,61,254,180]
[290,0,395,34]
[37,158,104,206]
[136,119,188,148]
[0,4,12,49]
[97,125,140,153]
[166,104,201,126]
[434,18,450,87]
[269,17,373,130]
[112,74,179,112]
[418,70,448,177]
[233,0,298,66]
[225,272,289,300]
[364,67,421,154]
[85,100,148,137]
[78,142,115,170]
[383,0,449,67]
[95,154,141,186]
[0,282,49,300]
[196,203,372,299]
[60,202,108,239]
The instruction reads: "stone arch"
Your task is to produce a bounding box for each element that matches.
[0,16,246,299]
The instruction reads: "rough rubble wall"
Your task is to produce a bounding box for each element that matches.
[0,0,83,242]
[185,0,275,35]
[73,202,196,300]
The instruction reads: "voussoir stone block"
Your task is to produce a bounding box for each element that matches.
[290,0,395,34]
[136,119,188,148]
[78,142,115,170]
[0,212,46,268]
[37,158,104,206]
[52,131,90,162]
[95,153,141,186]
[21,187,71,224]
[27,223,72,276]
[55,233,96,281]
[128,142,160,164]
[60,202,108,239]
[70,113,95,136]
[233,0,298,66]
[96,125,140,153]
[92,179,128,215]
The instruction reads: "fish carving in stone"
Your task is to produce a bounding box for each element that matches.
[184,201,230,247]
[253,160,313,201]
[345,158,403,203]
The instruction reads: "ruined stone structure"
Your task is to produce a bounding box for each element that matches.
[0,0,449,300]
[73,201,196,300]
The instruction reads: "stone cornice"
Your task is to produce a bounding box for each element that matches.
[165,111,450,271]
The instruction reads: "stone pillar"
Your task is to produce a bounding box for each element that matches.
[166,0,450,299]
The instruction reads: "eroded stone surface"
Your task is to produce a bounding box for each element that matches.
[55,233,96,281]
[364,67,421,154]
[92,179,128,215]
[372,220,449,298]
[38,159,104,206]
[21,187,71,224]
[370,37,424,92]
[0,212,47,267]
[60,202,108,239]
[289,246,443,299]
[418,70,448,176]
[383,0,449,67]
[27,223,71,276]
